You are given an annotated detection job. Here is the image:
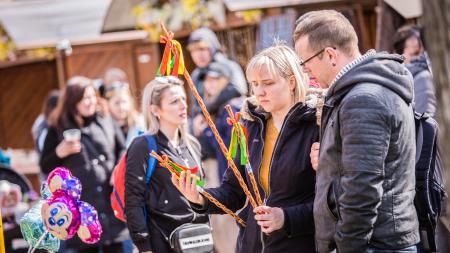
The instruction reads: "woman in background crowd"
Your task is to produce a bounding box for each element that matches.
[40,76,129,253]
[105,85,145,147]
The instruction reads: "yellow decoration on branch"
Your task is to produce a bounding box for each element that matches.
[157,31,185,76]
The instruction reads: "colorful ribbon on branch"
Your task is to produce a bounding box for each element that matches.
[150,151,246,227]
[157,31,185,76]
[225,105,263,206]
[157,153,205,187]
[227,110,249,165]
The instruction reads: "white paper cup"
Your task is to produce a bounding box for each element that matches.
[63,129,81,142]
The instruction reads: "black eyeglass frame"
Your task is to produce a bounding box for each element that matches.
[300,47,337,66]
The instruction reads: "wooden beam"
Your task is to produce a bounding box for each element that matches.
[422,0,450,240]
[354,3,371,52]
[375,0,405,51]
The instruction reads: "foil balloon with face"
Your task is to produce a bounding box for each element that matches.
[42,191,81,240]
[42,167,102,243]
[77,201,102,244]
[20,200,60,251]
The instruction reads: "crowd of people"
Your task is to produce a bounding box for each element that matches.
[1,9,448,253]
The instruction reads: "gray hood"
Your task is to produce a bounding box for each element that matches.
[327,50,414,105]
[188,27,221,55]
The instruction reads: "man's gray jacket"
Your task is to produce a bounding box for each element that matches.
[315,51,420,253]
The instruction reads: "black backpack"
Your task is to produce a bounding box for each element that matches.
[414,112,446,252]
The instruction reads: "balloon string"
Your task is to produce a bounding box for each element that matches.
[28,230,48,253]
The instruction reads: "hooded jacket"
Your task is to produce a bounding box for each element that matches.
[188,28,248,116]
[406,53,436,116]
[193,98,319,253]
[315,50,420,253]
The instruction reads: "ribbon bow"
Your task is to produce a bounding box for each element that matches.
[226,107,249,165]
[160,155,205,187]
[157,32,185,76]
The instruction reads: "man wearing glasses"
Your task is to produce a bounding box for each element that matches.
[294,10,419,253]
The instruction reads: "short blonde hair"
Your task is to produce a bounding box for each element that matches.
[294,10,359,56]
[246,44,308,104]
[141,76,184,134]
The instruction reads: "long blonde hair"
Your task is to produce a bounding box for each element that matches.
[246,44,308,104]
[141,76,186,135]
[141,76,201,168]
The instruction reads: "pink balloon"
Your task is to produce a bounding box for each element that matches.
[41,191,81,240]
[77,201,102,244]
[47,167,82,200]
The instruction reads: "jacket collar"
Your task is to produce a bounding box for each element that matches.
[241,97,316,125]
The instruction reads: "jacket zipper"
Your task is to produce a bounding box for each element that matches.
[255,105,301,253]
[254,116,267,252]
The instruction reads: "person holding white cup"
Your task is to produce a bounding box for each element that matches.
[56,129,82,158]
[40,76,129,253]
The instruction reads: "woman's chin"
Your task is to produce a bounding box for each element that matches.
[260,104,272,113]
[179,118,188,126]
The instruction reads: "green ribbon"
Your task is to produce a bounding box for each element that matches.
[229,123,249,165]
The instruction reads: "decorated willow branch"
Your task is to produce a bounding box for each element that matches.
[158,22,258,209]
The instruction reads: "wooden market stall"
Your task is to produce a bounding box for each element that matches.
[0,0,412,151]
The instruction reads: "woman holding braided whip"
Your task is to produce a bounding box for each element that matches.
[173,44,319,252]
[125,76,210,253]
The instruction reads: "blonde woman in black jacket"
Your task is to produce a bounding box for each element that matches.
[173,44,319,253]
[125,76,208,253]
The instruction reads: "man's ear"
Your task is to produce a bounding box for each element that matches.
[326,47,338,62]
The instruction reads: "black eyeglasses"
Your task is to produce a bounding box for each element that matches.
[300,47,336,66]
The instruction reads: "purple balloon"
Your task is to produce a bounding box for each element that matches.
[41,191,81,240]
[77,201,102,244]
[47,167,82,200]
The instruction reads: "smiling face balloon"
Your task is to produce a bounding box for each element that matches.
[41,191,81,240]
[41,167,102,245]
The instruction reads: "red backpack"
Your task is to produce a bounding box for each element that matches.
[111,135,157,222]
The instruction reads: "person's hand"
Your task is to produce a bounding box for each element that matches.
[172,171,205,206]
[141,251,153,253]
[254,206,285,234]
[310,142,320,171]
[56,140,81,158]
[192,115,208,137]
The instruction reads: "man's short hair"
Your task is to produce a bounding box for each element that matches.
[294,10,359,56]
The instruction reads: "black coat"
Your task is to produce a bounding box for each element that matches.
[39,114,129,249]
[193,99,319,253]
[125,132,208,253]
[315,51,419,253]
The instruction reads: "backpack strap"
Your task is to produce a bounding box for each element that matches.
[143,135,158,185]
[415,114,438,173]
[414,113,440,252]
